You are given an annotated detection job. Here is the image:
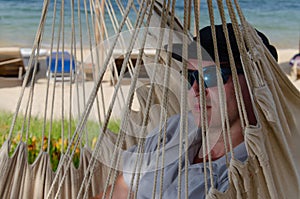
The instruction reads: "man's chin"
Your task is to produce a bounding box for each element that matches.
[191,114,201,127]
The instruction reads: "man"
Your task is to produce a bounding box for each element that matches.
[93,23,278,199]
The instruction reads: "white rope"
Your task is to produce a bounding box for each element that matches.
[107,3,138,84]
[22,41,44,145]
[115,0,134,30]
[68,0,76,143]
[150,0,170,196]
[92,0,129,122]
[226,0,252,128]
[77,0,89,148]
[193,0,210,195]
[61,0,66,154]
[8,0,50,141]
[4,1,277,198]
[74,0,147,197]
[100,1,155,198]
[207,0,220,189]
[105,0,118,33]
[232,0,259,89]
[215,0,231,164]
[41,0,58,154]
[104,0,138,81]
[121,2,162,197]
[82,0,100,147]
[88,0,106,126]
[217,0,244,160]
[46,0,136,197]
[47,0,65,156]
[20,93,29,142]
[156,0,178,197]
[177,0,191,198]
[77,0,116,196]
[89,0,107,124]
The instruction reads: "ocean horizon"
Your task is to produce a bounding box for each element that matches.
[0,0,299,50]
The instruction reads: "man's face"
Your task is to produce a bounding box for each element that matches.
[187,59,241,129]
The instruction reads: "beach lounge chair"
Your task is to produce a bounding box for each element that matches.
[0,47,30,88]
[0,47,41,88]
[46,51,76,82]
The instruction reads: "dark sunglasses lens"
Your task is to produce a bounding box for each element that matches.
[187,66,234,89]
[203,66,234,88]
[187,70,199,89]
[203,67,218,88]
[220,68,232,85]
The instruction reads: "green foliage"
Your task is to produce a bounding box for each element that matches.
[107,119,120,133]
[0,111,120,171]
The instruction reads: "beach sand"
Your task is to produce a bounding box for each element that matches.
[0,48,299,122]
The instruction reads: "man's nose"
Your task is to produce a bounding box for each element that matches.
[191,80,199,92]
[205,86,209,96]
[191,80,209,95]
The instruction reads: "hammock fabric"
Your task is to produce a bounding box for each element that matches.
[205,26,300,198]
[0,0,299,198]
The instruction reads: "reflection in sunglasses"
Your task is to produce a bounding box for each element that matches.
[186,65,243,89]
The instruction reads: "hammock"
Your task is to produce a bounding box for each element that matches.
[0,0,299,198]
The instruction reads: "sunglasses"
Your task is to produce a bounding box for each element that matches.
[187,65,243,89]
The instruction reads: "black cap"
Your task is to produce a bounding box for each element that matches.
[167,23,278,65]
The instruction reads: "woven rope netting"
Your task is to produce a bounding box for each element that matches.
[0,0,300,198]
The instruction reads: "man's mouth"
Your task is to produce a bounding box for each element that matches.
[193,104,211,111]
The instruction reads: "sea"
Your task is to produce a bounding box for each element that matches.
[0,0,299,50]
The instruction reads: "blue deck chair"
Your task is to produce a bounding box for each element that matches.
[46,51,76,81]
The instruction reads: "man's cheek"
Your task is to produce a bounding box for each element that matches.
[187,92,194,110]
